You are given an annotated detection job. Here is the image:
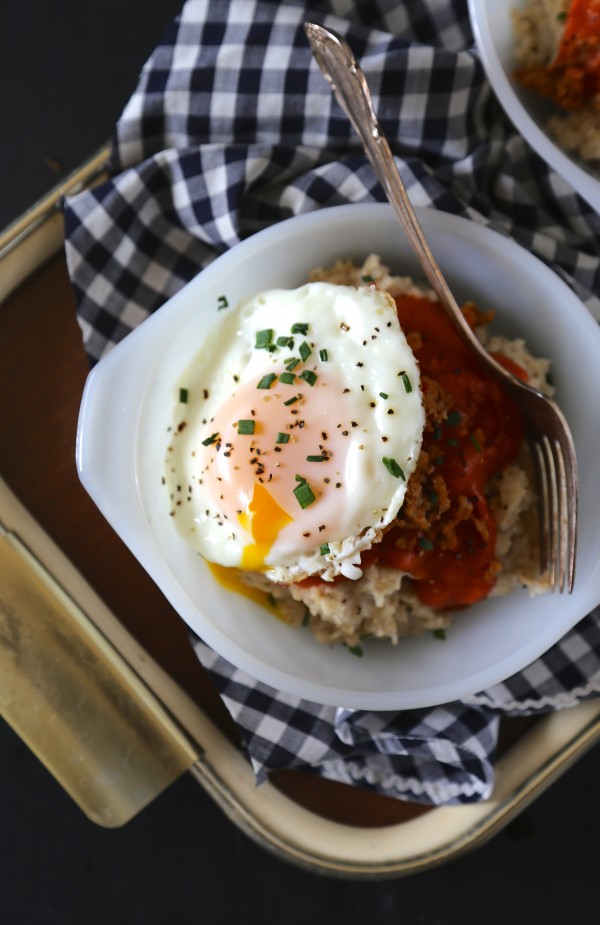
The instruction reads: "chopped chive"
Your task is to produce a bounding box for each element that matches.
[418,536,434,551]
[237,419,255,435]
[447,438,459,447]
[277,336,294,348]
[307,454,326,462]
[299,341,312,362]
[293,479,315,509]
[295,474,306,483]
[291,322,309,335]
[346,644,364,657]
[556,10,567,21]
[470,433,482,452]
[433,425,442,441]
[302,610,311,626]
[319,349,328,362]
[361,274,374,283]
[217,295,229,310]
[284,395,299,406]
[265,344,277,353]
[257,373,276,389]
[299,370,317,387]
[179,387,189,403]
[320,543,330,556]
[446,411,462,426]
[382,457,406,480]
[276,432,290,444]
[278,371,296,385]
[255,328,274,349]
[427,490,439,506]
[432,628,447,641]
[202,433,219,446]
[284,357,300,370]
[379,392,388,399]
[434,455,445,466]
[400,372,413,393]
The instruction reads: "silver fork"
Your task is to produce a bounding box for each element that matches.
[305,22,578,592]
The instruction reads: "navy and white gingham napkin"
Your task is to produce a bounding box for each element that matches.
[64,0,600,805]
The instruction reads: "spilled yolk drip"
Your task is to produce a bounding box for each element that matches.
[238,482,293,571]
[206,561,291,622]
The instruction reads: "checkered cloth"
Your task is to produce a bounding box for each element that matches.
[64,0,600,804]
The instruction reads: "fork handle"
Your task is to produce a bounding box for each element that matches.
[304,23,482,351]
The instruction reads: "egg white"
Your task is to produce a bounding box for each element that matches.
[165,282,425,582]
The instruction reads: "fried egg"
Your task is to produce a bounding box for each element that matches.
[165,282,424,582]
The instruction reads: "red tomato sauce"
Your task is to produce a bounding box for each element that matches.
[554,0,600,103]
[513,0,600,110]
[303,294,527,611]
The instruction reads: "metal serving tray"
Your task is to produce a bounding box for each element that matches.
[2,150,599,878]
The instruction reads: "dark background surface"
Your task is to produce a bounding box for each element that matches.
[1,2,599,922]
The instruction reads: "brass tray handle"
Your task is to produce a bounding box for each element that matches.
[0,524,198,827]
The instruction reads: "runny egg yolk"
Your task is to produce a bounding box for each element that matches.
[238,482,292,570]
[199,368,356,570]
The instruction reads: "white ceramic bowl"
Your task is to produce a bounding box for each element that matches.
[468,0,600,213]
[77,203,600,709]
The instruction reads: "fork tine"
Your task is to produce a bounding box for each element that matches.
[545,435,562,592]
[553,436,569,594]
[532,431,577,594]
[556,428,578,593]
[532,437,552,585]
